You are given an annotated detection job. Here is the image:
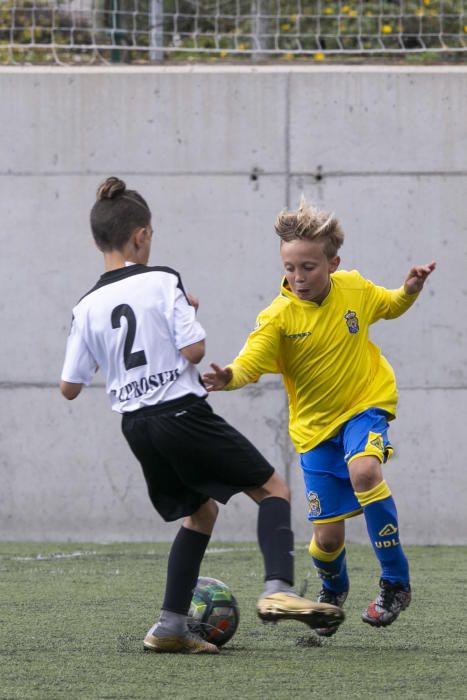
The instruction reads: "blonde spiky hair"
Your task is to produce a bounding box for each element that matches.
[274,195,344,258]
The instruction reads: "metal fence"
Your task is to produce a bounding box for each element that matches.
[1,0,466,64]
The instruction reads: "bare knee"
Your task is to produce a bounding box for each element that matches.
[184,498,219,535]
[349,455,383,492]
[246,471,290,504]
[312,522,345,553]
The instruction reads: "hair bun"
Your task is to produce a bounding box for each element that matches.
[96,176,126,201]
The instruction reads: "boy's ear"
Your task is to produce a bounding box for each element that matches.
[329,255,340,273]
[133,226,146,248]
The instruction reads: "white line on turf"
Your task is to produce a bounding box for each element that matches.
[7,551,97,561]
[4,544,308,561]
[206,546,257,554]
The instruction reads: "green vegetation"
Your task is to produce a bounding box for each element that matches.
[1,541,467,699]
[0,0,465,65]
[0,0,93,64]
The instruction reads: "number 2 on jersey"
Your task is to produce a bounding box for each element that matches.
[111,304,147,370]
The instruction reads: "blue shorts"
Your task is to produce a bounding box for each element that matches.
[300,408,393,523]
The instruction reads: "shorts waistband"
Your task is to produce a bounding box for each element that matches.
[122,393,206,419]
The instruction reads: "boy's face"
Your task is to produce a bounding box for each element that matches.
[280,238,340,304]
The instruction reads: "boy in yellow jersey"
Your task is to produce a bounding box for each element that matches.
[203,197,436,634]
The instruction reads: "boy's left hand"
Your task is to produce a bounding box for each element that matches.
[404,261,436,294]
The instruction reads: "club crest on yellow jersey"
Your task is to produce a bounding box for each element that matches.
[344,310,359,334]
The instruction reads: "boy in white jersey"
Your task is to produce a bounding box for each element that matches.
[60,179,344,654]
[203,196,435,634]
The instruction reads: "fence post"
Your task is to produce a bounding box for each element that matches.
[110,0,122,63]
[149,0,164,61]
[252,0,268,60]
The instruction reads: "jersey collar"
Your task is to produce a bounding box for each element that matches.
[280,276,334,308]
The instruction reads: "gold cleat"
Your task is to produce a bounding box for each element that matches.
[143,632,220,654]
[257,591,345,630]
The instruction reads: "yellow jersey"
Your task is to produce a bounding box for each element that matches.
[226,270,418,453]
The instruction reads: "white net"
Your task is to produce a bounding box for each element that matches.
[1,0,466,64]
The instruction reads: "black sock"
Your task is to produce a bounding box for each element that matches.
[257,497,294,586]
[162,526,211,614]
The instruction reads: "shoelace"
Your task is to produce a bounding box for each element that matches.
[378,581,405,609]
[318,588,339,605]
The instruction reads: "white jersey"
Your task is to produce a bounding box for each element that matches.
[61,264,207,413]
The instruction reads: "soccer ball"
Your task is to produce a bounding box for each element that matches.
[187,576,240,647]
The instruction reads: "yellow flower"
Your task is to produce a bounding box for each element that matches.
[281,23,291,31]
[313,52,326,61]
[382,25,392,34]
[324,7,333,14]
[423,0,430,5]
[238,42,247,50]
[220,51,227,58]
[416,9,424,16]
[282,53,295,60]
[342,5,350,13]
[464,25,467,33]
[349,10,357,16]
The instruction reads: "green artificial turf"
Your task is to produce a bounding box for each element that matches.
[1,542,466,700]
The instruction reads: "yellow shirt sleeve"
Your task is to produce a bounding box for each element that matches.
[365,280,419,322]
[225,312,281,390]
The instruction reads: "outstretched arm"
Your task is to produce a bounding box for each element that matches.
[202,363,233,391]
[403,261,436,295]
[365,261,437,321]
[202,309,281,391]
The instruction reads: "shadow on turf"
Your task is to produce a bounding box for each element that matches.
[295,634,324,647]
[117,634,247,654]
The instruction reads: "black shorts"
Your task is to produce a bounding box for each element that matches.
[121,394,274,522]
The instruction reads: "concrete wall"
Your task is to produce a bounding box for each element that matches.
[1,65,466,544]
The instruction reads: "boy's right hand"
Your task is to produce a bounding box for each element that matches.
[202,363,233,391]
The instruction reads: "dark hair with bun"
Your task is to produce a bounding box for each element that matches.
[90,176,151,252]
